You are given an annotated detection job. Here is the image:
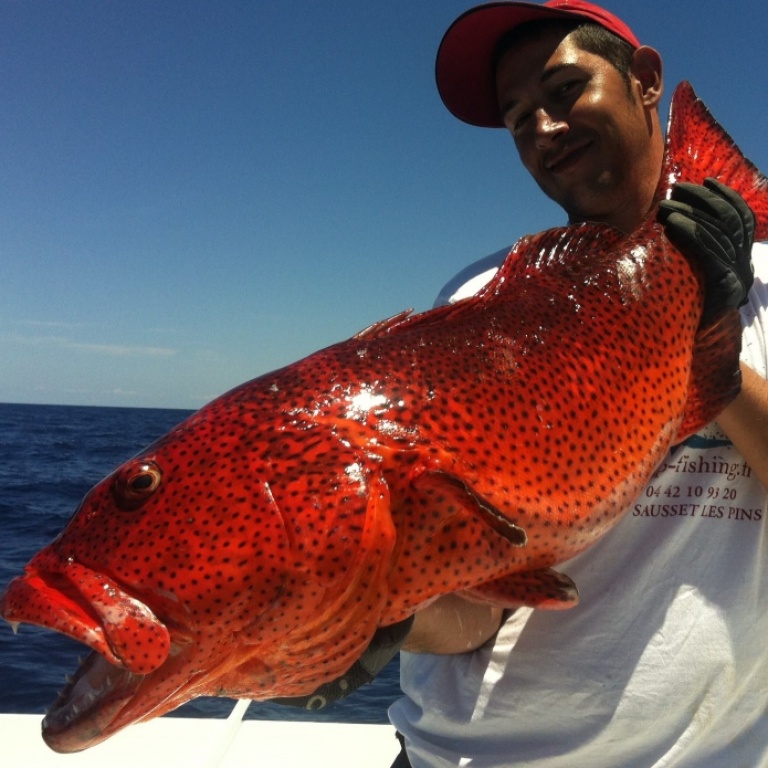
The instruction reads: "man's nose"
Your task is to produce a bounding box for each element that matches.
[534,109,568,148]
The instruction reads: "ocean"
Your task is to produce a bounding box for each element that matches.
[0,402,401,723]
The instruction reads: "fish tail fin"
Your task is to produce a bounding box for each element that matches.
[662,82,768,441]
[661,81,768,239]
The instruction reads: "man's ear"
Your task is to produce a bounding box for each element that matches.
[630,46,663,108]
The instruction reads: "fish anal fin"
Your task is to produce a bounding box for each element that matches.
[676,310,743,441]
[412,469,527,547]
[462,569,579,611]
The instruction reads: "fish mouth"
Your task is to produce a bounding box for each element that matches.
[42,651,143,753]
[1,562,179,752]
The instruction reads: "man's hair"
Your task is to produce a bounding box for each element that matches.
[492,20,636,91]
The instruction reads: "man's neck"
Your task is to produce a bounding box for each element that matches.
[568,164,664,234]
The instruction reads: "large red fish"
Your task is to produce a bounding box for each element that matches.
[3,82,768,753]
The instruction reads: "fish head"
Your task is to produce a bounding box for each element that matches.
[0,407,398,752]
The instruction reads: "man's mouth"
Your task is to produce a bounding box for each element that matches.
[545,140,593,174]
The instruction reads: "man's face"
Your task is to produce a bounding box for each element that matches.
[495,28,656,227]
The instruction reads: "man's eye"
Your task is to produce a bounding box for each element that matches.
[512,112,531,134]
[556,80,581,98]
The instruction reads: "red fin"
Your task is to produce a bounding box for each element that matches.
[412,468,527,547]
[352,243,532,341]
[353,298,485,341]
[462,569,579,610]
[676,311,744,440]
[661,82,768,239]
[353,309,414,339]
[660,82,768,439]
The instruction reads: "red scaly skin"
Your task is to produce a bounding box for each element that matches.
[2,83,768,753]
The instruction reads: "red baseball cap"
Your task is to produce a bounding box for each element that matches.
[436,1,641,128]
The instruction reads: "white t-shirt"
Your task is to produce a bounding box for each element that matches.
[389,242,768,768]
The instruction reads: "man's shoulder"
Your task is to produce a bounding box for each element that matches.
[751,241,768,284]
[433,246,511,307]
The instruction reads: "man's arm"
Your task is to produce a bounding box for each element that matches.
[402,594,505,654]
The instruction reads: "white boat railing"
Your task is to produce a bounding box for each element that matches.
[3,706,399,768]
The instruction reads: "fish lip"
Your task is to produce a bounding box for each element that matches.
[0,562,172,674]
[42,651,143,754]
[2,567,194,752]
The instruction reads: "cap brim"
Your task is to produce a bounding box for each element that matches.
[435,2,622,127]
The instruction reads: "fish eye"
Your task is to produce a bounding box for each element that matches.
[113,460,162,510]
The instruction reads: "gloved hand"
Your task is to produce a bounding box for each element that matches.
[270,615,414,710]
[658,177,755,322]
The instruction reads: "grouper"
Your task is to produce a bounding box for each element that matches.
[3,82,768,753]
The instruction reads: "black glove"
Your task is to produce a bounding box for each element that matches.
[270,615,414,710]
[658,177,755,322]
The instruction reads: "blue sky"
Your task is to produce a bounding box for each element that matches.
[2,1,767,410]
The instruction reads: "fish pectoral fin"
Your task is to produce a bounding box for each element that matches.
[462,569,579,610]
[412,469,526,547]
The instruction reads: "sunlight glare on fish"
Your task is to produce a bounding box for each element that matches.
[344,462,366,485]
[617,246,649,301]
[345,388,388,418]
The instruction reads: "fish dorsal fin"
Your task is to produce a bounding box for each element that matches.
[500,223,626,277]
[352,300,477,340]
[353,221,627,345]
[660,81,768,239]
[353,309,414,339]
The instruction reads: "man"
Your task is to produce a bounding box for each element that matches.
[388,2,768,766]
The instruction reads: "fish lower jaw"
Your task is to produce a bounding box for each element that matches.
[42,651,142,753]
